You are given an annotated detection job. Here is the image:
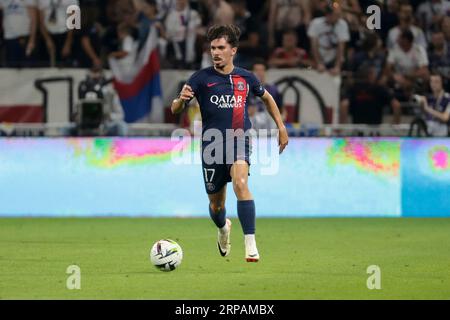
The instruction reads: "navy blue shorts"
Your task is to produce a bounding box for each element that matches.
[201,137,251,194]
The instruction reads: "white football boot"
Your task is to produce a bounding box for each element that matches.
[217,218,232,257]
[245,234,259,262]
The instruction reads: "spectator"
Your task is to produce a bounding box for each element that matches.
[310,0,329,18]
[0,0,37,67]
[108,22,138,61]
[101,0,133,56]
[72,0,106,68]
[428,31,450,90]
[351,32,385,80]
[268,29,312,68]
[340,66,401,125]
[307,2,350,75]
[416,0,450,40]
[230,0,253,34]
[133,0,165,52]
[340,0,362,27]
[345,12,373,70]
[442,16,450,45]
[378,0,399,46]
[164,0,202,68]
[382,29,430,101]
[417,73,450,136]
[155,0,176,22]
[386,3,427,49]
[230,0,267,68]
[248,59,283,130]
[267,0,311,49]
[205,0,234,25]
[38,0,79,67]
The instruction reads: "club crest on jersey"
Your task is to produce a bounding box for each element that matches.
[237,81,245,91]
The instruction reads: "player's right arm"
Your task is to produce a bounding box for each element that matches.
[171,84,194,114]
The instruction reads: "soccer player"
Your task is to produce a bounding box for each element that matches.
[171,24,288,262]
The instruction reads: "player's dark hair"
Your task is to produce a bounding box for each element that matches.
[206,24,241,48]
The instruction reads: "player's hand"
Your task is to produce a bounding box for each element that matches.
[278,126,289,154]
[179,84,194,101]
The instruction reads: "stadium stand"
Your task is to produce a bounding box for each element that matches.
[0,0,449,137]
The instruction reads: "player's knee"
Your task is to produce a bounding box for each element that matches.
[233,178,248,195]
[210,202,225,213]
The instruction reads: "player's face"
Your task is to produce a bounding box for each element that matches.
[210,37,237,69]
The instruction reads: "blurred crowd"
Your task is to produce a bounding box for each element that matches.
[0,0,449,133]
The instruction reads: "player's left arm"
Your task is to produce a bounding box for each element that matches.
[260,90,289,154]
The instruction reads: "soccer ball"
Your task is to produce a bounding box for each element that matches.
[150,239,183,272]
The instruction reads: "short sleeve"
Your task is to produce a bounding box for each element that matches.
[387,48,395,65]
[336,20,350,42]
[186,70,202,96]
[417,46,429,67]
[307,19,320,38]
[415,28,427,49]
[248,72,265,97]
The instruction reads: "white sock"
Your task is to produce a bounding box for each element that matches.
[244,234,256,247]
[219,223,229,234]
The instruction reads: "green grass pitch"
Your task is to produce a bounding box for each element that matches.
[1,218,449,299]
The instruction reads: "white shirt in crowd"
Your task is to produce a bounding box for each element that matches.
[387,43,429,75]
[164,5,201,63]
[273,0,304,31]
[38,0,78,35]
[387,25,428,49]
[156,0,175,20]
[307,17,350,65]
[0,0,35,39]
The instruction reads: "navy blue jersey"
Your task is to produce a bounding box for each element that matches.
[186,66,265,135]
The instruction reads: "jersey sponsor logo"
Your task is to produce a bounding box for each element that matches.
[210,95,244,108]
[207,82,219,87]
